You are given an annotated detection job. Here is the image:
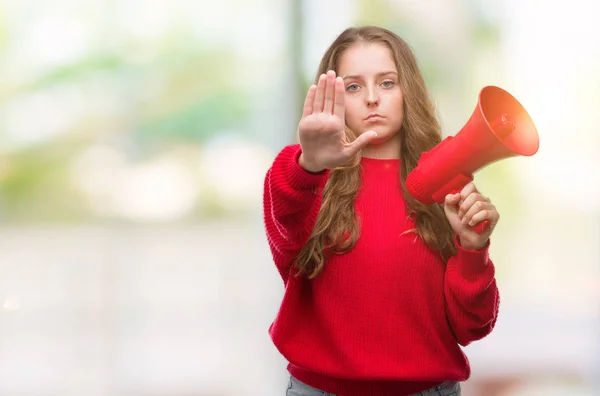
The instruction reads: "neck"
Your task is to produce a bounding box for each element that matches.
[361,134,402,159]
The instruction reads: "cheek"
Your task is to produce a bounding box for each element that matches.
[387,90,403,106]
[343,98,362,128]
[387,94,404,120]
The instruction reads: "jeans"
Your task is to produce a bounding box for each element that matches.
[285,375,461,396]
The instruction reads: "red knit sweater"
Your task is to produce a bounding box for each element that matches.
[263,144,500,396]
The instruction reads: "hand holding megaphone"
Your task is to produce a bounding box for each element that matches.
[406,86,540,234]
[442,182,499,249]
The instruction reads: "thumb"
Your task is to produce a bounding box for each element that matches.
[443,192,461,212]
[343,130,378,157]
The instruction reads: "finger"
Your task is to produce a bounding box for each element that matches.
[459,183,478,203]
[323,70,336,114]
[333,76,345,119]
[468,208,498,227]
[302,84,317,117]
[343,130,378,157]
[458,192,488,218]
[444,193,461,212]
[313,73,327,113]
[462,201,494,226]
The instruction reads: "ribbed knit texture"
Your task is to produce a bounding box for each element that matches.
[263,144,500,396]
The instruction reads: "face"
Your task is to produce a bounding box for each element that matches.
[338,43,404,157]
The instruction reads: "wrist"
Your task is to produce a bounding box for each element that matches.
[298,153,325,173]
[458,236,488,251]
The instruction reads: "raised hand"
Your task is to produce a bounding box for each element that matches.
[298,70,378,172]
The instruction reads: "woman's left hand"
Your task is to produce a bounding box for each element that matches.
[443,183,500,250]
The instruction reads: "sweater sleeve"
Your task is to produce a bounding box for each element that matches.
[443,235,500,347]
[263,144,329,282]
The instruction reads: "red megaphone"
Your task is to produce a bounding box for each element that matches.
[406,86,540,233]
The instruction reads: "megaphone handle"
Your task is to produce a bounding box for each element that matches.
[473,220,491,234]
[450,189,491,234]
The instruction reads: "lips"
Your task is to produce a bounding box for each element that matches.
[366,113,384,121]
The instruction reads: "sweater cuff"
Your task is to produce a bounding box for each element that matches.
[287,146,329,190]
[448,235,492,279]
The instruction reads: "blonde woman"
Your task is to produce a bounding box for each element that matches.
[263,26,500,396]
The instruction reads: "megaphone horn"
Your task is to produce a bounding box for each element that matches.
[406,86,540,233]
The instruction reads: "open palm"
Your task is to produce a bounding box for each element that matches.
[298,70,377,172]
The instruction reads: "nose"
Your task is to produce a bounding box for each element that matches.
[366,86,379,107]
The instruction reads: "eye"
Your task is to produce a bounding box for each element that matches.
[346,83,360,92]
[381,80,395,88]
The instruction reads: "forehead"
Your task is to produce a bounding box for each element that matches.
[338,43,397,76]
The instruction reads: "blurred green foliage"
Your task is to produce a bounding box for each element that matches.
[0,16,252,222]
[0,1,509,225]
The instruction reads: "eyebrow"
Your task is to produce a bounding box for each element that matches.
[342,71,398,80]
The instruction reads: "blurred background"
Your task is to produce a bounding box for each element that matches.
[0,0,598,395]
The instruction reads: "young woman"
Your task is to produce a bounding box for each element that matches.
[263,26,500,396]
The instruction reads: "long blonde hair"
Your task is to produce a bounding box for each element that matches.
[295,26,456,279]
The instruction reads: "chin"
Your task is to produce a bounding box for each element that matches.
[369,128,397,140]
[366,128,402,150]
